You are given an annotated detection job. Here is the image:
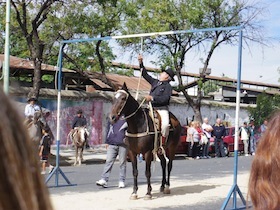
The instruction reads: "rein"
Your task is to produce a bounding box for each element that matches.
[123,98,146,120]
[125,110,155,138]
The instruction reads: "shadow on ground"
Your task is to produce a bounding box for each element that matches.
[151,184,218,199]
[49,154,106,166]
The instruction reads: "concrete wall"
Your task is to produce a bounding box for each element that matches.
[170,102,250,127]
[15,92,250,146]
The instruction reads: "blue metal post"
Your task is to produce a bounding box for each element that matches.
[46,44,74,187]
[221,29,247,210]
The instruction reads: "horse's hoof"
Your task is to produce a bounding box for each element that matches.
[130,193,138,200]
[144,194,152,200]
[163,187,170,194]
[160,186,164,192]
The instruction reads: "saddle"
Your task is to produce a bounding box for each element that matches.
[148,109,161,134]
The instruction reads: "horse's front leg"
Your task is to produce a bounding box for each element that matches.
[79,147,84,166]
[144,152,153,200]
[129,151,138,200]
[164,158,173,194]
[74,146,78,166]
[159,154,167,193]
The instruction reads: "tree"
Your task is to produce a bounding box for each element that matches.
[248,93,280,126]
[9,0,64,98]
[121,0,266,121]
[0,0,133,96]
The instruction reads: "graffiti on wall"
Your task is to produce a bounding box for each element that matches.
[17,97,104,146]
[47,100,103,145]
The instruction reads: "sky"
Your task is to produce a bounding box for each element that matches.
[113,0,280,86]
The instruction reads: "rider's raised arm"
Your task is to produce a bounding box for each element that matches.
[138,54,157,85]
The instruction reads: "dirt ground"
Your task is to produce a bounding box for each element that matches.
[50,172,250,210]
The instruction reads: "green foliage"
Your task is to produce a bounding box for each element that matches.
[248,93,280,126]
[202,80,219,95]
[42,75,54,84]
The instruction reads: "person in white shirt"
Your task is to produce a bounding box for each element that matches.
[25,97,40,118]
[202,117,213,159]
[240,122,249,156]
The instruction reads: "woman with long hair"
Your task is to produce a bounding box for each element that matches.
[0,88,53,210]
[248,111,280,210]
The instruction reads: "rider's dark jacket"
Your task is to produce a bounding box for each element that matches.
[72,116,87,129]
[140,63,172,110]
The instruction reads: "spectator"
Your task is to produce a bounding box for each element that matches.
[240,122,250,156]
[186,122,195,159]
[96,116,128,188]
[260,119,268,135]
[39,126,54,174]
[192,121,201,160]
[0,88,53,210]
[201,117,213,159]
[248,120,257,155]
[212,118,226,158]
[70,109,90,148]
[248,111,280,210]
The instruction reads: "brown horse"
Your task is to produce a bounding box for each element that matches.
[110,83,181,200]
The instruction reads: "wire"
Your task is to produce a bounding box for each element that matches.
[135,37,144,100]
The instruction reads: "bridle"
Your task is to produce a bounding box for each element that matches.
[114,90,146,120]
[114,90,158,138]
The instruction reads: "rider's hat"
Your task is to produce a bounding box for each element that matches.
[27,97,37,102]
[162,68,175,81]
[77,109,83,114]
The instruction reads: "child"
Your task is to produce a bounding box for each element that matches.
[39,127,53,174]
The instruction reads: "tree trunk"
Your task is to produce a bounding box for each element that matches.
[193,103,202,123]
[29,58,42,99]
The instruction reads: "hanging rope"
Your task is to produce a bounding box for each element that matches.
[135,37,144,100]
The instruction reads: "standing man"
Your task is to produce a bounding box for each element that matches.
[201,117,213,159]
[138,54,175,145]
[240,122,250,156]
[96,116,128,188]
[260,119,268,135]
[71,109,90,148]
[212,118,226,158]
[248,119,257,155]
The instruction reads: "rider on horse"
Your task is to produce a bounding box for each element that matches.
[24,97,41,126]
[138,54,175,145]
[70,109,90,148]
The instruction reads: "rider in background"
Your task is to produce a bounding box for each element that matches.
[24,97,41,126]
[138,54,175,145]
[25,97,40,118]
[71,109,90,148]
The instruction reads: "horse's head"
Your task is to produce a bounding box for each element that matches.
[33,111,47,128]
[73,127,88,147]
[110,83,130,123]
[79,127,87,142]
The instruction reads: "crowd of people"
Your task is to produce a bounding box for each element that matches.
[184,117,268,159]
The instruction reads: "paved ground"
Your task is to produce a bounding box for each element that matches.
[47,146,253,210]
